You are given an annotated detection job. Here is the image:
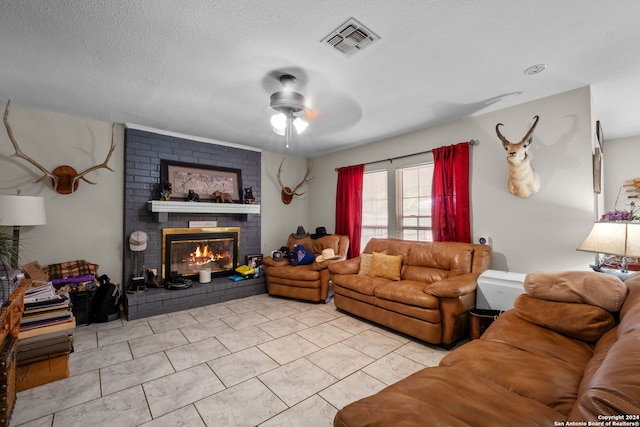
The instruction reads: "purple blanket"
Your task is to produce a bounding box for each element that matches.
[51,274,95,285]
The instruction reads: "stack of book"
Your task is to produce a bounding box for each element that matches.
[17,282,75,365]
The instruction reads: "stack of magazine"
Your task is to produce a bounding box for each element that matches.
[17,282,76,364]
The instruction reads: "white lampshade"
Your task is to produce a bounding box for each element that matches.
[0,195,47,226]
[577,221,640,257]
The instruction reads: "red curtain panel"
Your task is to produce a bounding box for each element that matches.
[432,142,471,243]
[335,164,364,258]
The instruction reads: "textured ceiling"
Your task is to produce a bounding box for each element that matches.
[1,1,640,157]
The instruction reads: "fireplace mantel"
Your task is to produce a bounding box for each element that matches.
[147,200,260,222]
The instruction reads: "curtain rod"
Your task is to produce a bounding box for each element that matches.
[335,139,477,171]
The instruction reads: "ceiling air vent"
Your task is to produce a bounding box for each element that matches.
[321,18,380,57]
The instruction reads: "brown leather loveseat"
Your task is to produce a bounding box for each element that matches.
[262,233,349,303]
[334,271,640,426]
[328,238,492,346]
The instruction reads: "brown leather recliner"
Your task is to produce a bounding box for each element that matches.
[262,234,349,303]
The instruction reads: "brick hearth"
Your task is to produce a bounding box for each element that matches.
[124,276,266,320]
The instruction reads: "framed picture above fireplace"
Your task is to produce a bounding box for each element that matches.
[160,160,242,202]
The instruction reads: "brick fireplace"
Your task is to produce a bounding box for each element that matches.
[123,128,265,320]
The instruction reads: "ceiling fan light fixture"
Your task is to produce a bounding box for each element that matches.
[271,113,287,132]
[293,118,308,134]
[268,73,310,145]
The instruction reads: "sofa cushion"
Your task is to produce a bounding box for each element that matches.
[568,329,640,420]
[524,271,628,312]
[358,253,373,276]
[370,252,403,280]
[333,274,391,297]
[334,366,564,427]
[362,238,412,264]
[619,273,640,335]
[442,339,585,415]
[514,294,616,342]
[374,280,440,309]
[402,265,448,283]
[406,242,473,276]
[481,311,594,366]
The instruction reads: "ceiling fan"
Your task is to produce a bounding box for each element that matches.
[269,74,311,148]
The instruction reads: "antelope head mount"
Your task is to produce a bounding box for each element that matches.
[277,157,313,204]
[496,115,540,198]
[3,100,116,194]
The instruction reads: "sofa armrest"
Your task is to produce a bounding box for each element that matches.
[262,256,290,268]
[425,273,479,298]
[328,258,360,275]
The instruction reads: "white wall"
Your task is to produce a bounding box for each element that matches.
[0,103,124,279]
[260,152,312,255]
[308,87,598,274]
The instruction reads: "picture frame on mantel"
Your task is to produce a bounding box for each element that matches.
[160,160,243,202]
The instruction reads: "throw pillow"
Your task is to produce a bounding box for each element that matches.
[370,252,403,281]
[524,271,628,312]
[358,253,373,276]
[514,294,616,342]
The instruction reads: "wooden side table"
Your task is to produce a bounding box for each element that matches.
[0,279,30,427]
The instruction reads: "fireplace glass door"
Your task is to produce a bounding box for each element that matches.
[162,228,239,283]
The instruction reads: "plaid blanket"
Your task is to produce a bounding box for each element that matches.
[46,260,99,280]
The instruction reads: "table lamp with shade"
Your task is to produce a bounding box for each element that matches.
[0,194,47,268]
[577,221,640,274]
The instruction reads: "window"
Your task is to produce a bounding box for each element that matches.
[361,170,388,249]
[397,163,434,241]
[360,156,434,249]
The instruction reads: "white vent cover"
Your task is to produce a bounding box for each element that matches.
[321,18,380,57]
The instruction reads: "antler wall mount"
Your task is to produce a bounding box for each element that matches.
[277,157,313,204]
[496,115,540,199]
[3,100,116,194]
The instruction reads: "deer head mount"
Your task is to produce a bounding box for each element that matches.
[3,100,116,194]
[277,157,313,204]
[496,115,540,198]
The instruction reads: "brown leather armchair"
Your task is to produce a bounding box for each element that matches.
[262,234,349,302]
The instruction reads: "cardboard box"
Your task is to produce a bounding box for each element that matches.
[22,261,48,282]
[16,353,69,392]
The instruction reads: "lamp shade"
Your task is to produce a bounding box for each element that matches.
[0,195,46,226]
[577,221,640,257]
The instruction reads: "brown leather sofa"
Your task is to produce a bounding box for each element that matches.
[334,271,640,427]
[262,234,349,302]
[328,238,492,346]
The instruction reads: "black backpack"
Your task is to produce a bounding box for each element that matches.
[92,274,122,323]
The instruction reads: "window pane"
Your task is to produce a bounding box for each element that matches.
[361,170,388,249]
[397,163,434,242]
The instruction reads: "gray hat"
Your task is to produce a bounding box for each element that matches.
[129,231,148,251]
[293,226,309,239]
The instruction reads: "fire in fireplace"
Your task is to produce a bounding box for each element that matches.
[162,227,240,284]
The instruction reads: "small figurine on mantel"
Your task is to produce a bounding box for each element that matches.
[159,181,172,201]
[212,190,233,203]
[187,190,200,202]
[244,187,255,204]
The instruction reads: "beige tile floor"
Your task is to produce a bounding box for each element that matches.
[10,293,453,427]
